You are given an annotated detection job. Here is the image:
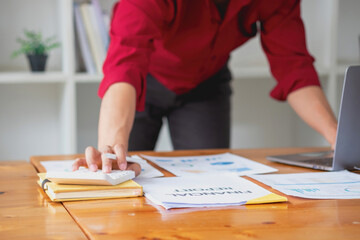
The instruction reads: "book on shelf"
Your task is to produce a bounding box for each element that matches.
[38,173,143,202]
[75,0,109,74]
[80,2,106,73]
[74,3,96,74]
[103,10,111,34]
[92,0,110,50]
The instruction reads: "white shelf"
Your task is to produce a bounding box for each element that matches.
[75,73,102,83]
[0,72,66,84]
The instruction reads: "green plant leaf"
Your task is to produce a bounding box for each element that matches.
[11,29,60,58]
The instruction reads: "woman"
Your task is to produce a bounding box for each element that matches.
[73,0,337,175]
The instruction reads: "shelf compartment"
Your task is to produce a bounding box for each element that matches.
[0,72,66,84]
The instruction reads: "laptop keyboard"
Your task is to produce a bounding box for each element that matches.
[301,158,333,167]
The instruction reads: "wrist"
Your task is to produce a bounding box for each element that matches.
[322,122,338,148]
[98,129,129,151]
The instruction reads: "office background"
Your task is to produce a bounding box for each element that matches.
[0,0,359,160]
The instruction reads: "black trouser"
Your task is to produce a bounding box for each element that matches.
[128,65,232,151]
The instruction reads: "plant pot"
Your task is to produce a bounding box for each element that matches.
[27,54,48,72]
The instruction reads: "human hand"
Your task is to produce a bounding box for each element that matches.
[72,144,141,176]
[331,141,336,151]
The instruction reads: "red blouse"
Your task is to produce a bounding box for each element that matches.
[99,0,320,111]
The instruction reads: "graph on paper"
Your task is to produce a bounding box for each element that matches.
[141,152,277,177]
[251,170,360,199]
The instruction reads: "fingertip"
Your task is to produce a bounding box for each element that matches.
[72,160,79,171]
[114,144,127,170]
[101,152,114,173]
[103,166,111,173]
[127,163,141,177]
[120,163,127,170]
[89,164,98,172]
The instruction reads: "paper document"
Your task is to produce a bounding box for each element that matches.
[141,153,277,177]
[135,174,287,209]
[41,157,163,178]
[41,160,75,172]
[129,155,164,179]
[251,170,360,199]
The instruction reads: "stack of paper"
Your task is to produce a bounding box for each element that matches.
[141,153,277,177]
[251,170,360,199]
[136,174,287,209]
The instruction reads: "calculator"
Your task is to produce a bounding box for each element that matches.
[46,169,135,186]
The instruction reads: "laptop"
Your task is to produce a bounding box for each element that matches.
[267,65,360,171]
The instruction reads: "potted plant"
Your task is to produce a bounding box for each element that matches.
[12,30,60,72]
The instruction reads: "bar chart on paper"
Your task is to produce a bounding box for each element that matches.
[141,153,277,177]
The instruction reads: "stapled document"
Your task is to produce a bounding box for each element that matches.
[135,174,287,209]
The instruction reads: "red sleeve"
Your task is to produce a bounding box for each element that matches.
[259,0,320,101]
[98,0,175,111]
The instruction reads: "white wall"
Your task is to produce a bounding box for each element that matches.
[1,0,358,160]
[0,83,62,160]
[0,0,62,72]
[337,0,360,64]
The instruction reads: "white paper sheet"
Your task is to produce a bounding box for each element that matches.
[41,160,75,172]
[41,156,164,178]
[251,170,360,199]
[135,174,277,209]
[141,152,277,177]
[130,155,164,179]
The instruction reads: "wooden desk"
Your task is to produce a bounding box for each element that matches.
[16,148,360,239]
[0,161,87,239]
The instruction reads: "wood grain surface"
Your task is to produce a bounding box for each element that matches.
[30,148,360,240]
[0,161,87,240]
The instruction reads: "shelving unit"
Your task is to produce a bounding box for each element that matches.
[74,73,102,83]
[0,0,359,160]
[0,72,66,84]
